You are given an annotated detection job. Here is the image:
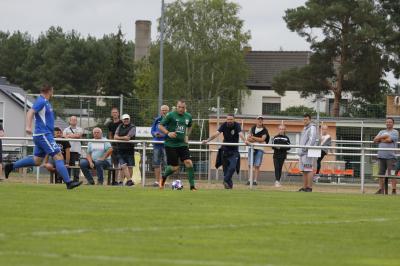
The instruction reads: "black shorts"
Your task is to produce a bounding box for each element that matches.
[165,146,191,166]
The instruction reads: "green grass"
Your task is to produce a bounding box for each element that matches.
[0,183,399,266]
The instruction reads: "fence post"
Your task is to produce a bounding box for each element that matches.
[360,146,365,193]
[249,144,254,189]
[120,94,124,115]
[207,145,211,185]
[141,141,146,188]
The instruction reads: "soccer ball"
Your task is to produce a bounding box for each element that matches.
[171,179,183,190]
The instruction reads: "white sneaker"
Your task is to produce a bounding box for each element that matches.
[274,181,281,187]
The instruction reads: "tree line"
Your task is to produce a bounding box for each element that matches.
[1,0,399,118]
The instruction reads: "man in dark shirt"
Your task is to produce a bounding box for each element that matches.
[202,114,246,189]
[114,114,136,186]
[272,124,291,187]
[106,107,122,169]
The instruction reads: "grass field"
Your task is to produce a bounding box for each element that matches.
[0,183,399,266]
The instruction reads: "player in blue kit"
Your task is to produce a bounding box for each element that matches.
[4,85,82,189]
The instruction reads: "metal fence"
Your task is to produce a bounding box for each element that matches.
[2,136,398,194]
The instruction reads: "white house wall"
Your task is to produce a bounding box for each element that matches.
[0,93,27,150]
[241,90,327,115]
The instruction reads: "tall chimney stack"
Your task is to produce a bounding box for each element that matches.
[135,20,152,61]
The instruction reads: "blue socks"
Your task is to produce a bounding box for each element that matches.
[13,156,35,169]
[55,160,71,183]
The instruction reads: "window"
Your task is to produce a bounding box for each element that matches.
[262,97,281,115]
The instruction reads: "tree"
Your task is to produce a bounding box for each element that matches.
[156,0,250,108]
[379,0,400,78]
[273,0,390,117]
[103,25,134,97]
[0,31,32,85]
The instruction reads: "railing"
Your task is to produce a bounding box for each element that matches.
[1,136,398,193]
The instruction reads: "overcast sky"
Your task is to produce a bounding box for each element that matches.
[0,0,397,84]
[0,0,308,51]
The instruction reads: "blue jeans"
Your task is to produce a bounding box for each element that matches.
[80,158,111,184]
[223,151,240,188]
[248,149,264,167]
[153,145,166,167]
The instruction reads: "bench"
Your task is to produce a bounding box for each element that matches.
[375,175,400,194]
[49,165,121,185]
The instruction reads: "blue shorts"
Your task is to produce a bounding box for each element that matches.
[248,149,264,167]
[33,134,61,158]
[118,153,135,167]
[153,145,167,167]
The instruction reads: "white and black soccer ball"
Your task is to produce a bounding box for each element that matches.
[171,179,183,190]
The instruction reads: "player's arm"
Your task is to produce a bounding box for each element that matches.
[25,109,35,134]
[159,115,176,138]
[202,131,221,144]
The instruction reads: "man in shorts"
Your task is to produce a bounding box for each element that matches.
[298,113,317,192]
[246,116,269,185]
[5,85,81,189]
[374,117,398,194]
[114,114,136,186]
[151,105,169,187]
[158,99,197,191]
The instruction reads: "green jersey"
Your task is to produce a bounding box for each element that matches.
[160,111,192,147]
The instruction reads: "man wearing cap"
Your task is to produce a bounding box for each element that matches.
[246,116,269,185]
[114,114,136,186]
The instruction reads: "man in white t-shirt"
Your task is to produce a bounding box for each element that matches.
[63,116,83,181]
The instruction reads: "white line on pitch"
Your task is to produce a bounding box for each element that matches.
[0,251,273,266]
[0,217,391,239]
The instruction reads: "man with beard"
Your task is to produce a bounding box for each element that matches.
[202,114,246,189]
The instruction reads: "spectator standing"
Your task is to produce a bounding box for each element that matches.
[151,105,170,187]
[314,125,332,180]
[80,128,112,185]
[373,117,398,194]
[63,116,83,181]
[202,114,246,189]
[298,114,317,192]
[106,107,122,170]
[246,116,269,186]
[114,114,136,186]
[271,124,291,187]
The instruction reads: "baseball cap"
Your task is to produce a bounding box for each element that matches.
[121,114,130,120]
[257,115,263,119]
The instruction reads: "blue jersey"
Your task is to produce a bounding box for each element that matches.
[151,116,166,147]
[32,95,54,135]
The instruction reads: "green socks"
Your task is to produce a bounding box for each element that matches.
[186,167,195,187]
[164,166,175,178]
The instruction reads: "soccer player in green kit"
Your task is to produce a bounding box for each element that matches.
[158,99,197,191]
